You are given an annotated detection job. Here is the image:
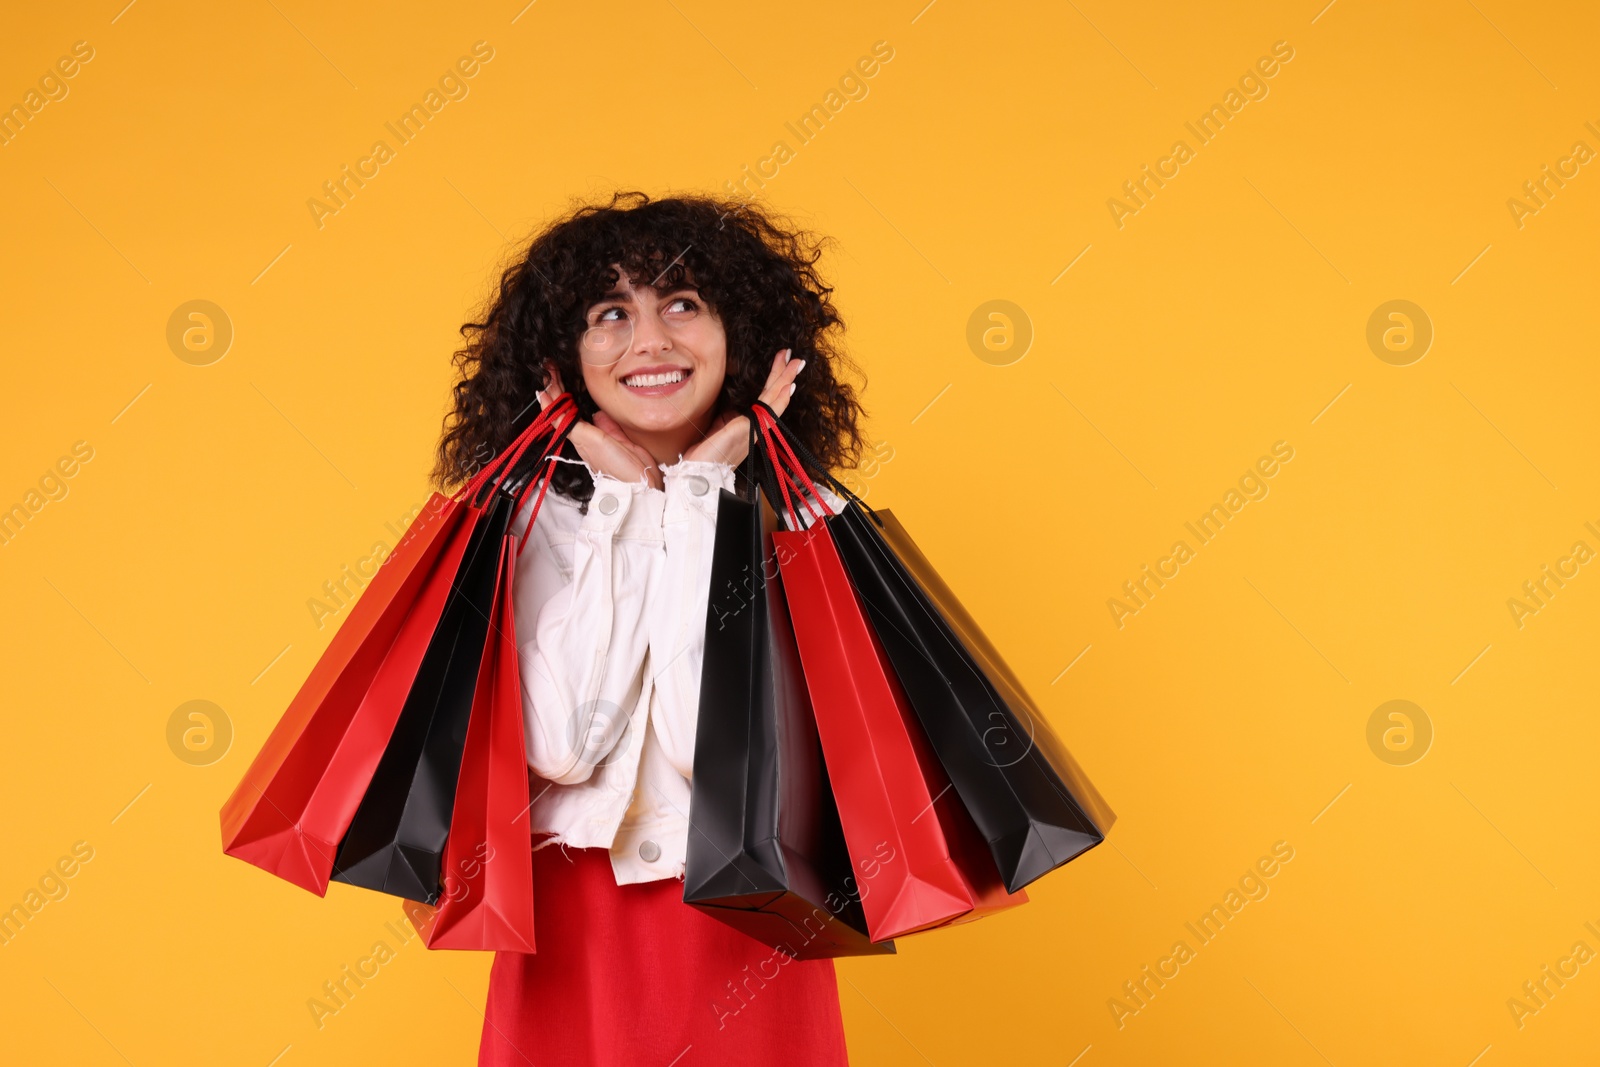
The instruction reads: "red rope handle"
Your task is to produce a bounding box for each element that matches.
[506,402,576,502]
[450,399,564,505]
[753,406,833,528]
[756,414,806,530]
[465,393,577,503]
[754,407,820,529]
[514,458,559,557]
[491,399,574,499]
[511,404,577,557]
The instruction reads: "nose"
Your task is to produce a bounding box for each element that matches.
[629,306,672,356]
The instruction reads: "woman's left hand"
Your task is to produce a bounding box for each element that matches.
[681,348,804,467]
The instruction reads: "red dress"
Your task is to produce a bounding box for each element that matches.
[478,839,852,1065]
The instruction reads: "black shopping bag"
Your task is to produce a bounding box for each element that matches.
[757,402,1114,894]
[683,424,894,959]
[330,483,515,904]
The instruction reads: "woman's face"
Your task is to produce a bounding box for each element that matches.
[578,266,727,448]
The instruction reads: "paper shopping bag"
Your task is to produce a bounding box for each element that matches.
[220,395,575,899]
[753,402,1114,895]
[774,518,1027,941]
[330,482,513,903]
[682,421,893,959]
[422,519,537,951]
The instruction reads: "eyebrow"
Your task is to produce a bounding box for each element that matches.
[591,284,700,305]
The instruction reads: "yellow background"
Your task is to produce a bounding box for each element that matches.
[3,0,1597,1063]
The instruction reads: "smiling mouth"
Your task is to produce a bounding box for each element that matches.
[621,368,691,389]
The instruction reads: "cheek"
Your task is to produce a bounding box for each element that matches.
[579,360,611,396]
[694,325,729,391]
[694,358,727,414]
[698,352,727,393]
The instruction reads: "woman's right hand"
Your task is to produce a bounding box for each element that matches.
[536,366,664,491]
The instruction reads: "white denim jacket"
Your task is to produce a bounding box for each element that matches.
[510,453,842,886]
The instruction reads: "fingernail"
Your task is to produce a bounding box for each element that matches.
[784,348,794,360]
[789,382,796,395]
[794,360,806,374]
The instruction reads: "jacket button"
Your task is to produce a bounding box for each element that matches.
[597,494,619,515]
[686,474,709,496]
[638,839,661,862]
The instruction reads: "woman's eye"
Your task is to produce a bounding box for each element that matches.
[667,297,698,314]
[596,306,625,322]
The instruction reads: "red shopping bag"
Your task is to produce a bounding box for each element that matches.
[753,402,1112,895]
[422,524,537,951]
[219,395,576,897]
[759,410,1026,941]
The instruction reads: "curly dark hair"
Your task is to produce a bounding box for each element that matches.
[431,190,867,507]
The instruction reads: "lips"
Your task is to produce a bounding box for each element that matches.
[620,365,692,394]
[623,368,687,387]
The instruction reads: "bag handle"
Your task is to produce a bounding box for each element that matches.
[463,393,577,509]
[747,400,882,530]
[739,403,819,533]
[507,399,582,558]
[740,408,788,520]
[752,406,825,532]
[449,393,579,558]
[511,452,564,558]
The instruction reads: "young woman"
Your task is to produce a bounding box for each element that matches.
[430,192,868,1066]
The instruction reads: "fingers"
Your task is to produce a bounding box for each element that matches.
[761,348,792,391]
[537,364,566,408]
[566,420,602,451]
[591,410,630,443]
[568,423,655,486]
[590,410,661,483]
[594,411,656,463]
[761,348,806,417]
[684,413,751,467]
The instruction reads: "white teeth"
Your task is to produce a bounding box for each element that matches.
[622,370,687,388]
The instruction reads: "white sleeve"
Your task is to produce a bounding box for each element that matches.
[647,457,738,780]
[511,471,663,786]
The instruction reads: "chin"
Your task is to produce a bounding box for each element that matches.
[622,393,716,430]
